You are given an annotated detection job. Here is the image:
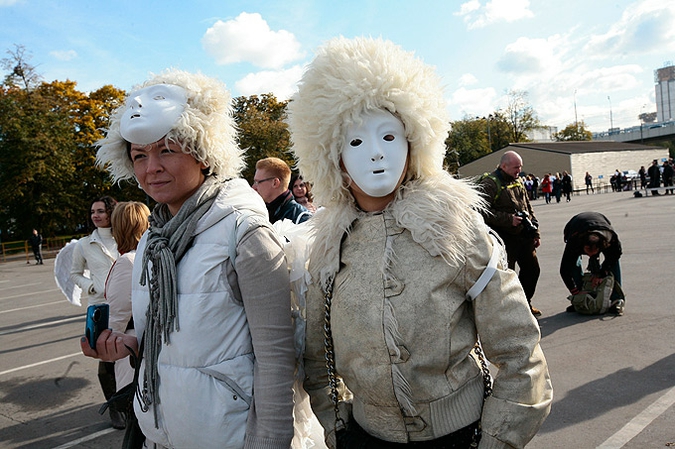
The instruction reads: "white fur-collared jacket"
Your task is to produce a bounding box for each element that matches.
[303,173,553,449]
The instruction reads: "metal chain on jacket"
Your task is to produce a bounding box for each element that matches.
[323,277,346,433]
[473,341,493,399]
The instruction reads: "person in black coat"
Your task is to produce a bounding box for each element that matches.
[560,212,624,314]
[647,159,661,195]
[28,229,43,264]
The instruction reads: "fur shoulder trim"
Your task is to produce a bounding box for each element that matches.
[308,173,486,289]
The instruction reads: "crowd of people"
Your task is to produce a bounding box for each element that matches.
[28,35,646,449]
[512,159,675,203]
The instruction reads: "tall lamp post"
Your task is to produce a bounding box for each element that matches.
[608,96,614,131]
[640,104,646,143]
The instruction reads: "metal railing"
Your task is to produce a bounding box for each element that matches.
[1,235,86,263]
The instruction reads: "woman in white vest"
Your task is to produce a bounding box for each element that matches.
[82,69,296,449]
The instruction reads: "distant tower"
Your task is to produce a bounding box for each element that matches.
[655,63,675,122]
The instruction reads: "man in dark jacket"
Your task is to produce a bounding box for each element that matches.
[560,212,624,315]
[28,229,43,265]
[647,159,661,195]
[478,151,542,316]
[662,160,674,194]
[253,157,310,224]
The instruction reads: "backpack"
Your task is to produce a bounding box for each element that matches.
[568,273,615,314]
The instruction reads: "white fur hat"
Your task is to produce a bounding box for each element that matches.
[96,69,243,182]
[288,37,450,207]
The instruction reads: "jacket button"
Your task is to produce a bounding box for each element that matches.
[233,395,238,400]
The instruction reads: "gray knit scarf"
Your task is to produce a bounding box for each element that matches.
[139,175,221,426]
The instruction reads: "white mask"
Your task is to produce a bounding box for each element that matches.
[120,84,187,145]
[341,109,408,197]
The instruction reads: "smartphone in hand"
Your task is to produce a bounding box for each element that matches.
[85,304,109,349]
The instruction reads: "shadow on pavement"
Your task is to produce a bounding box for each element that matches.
[540,352,675,433]
[537,310,623,338]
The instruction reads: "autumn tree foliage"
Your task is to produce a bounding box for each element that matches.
[553,121,593,141]
[0,46,143,240]
[232,93,293,182]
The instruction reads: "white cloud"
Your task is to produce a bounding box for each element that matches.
[234,65,305,100]
[448,86,497,119]
[458,73,478,87]
[584,1,675,58]
[49,50,77,61]
[202,12,305,69]
[0,0,21,6]
[455,0,534,29]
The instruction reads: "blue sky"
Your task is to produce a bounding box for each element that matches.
[1,0,674,133]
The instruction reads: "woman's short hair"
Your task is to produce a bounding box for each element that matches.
[111,201,150,254]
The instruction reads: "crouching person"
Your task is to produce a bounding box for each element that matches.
[561,212,625,315]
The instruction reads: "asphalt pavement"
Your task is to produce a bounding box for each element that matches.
[0,188,674,448]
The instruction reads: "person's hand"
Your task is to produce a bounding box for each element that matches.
[80,329,136,362]
[533,237,541,249]
[512,214,523,227]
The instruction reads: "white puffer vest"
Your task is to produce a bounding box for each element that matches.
[131,179,269,449]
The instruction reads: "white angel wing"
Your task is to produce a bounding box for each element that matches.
[53,239,87,306]
[273,219,328,449]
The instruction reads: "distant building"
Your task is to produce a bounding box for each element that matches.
[655,64,675,123]
[526,126,557,142]
[458,141,667,191]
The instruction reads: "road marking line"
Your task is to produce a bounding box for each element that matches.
[597,386,675,448]
[0,352,81,376]
[51,427,117,449]
[0,300,64,314]
[0,281,43,291]
[0,315,82,336]
[0,288,60,301]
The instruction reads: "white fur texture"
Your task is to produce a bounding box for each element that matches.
[96,69,243,182]
[288,37,450,208]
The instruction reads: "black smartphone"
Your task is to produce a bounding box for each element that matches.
[85,304,109,349]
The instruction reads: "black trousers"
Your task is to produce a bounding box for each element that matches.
[336,420,481,449]
[500,233,540,303]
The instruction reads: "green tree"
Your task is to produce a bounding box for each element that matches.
[445,117,491,173]
[502,90,539,143]
[232,93,293,182]
[445,114,512,173]
[0,46,140,239]
[553,121,592,141]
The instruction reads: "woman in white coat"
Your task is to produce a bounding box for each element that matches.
[70,195,123,428]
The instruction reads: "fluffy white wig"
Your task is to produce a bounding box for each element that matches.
[96,69,243,182]
[288,37,450,207]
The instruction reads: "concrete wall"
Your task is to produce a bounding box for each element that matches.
[457,148,669,191]
[458,148,570,180]
[570,149,669,190]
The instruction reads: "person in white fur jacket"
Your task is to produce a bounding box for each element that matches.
[288,37,552,449]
